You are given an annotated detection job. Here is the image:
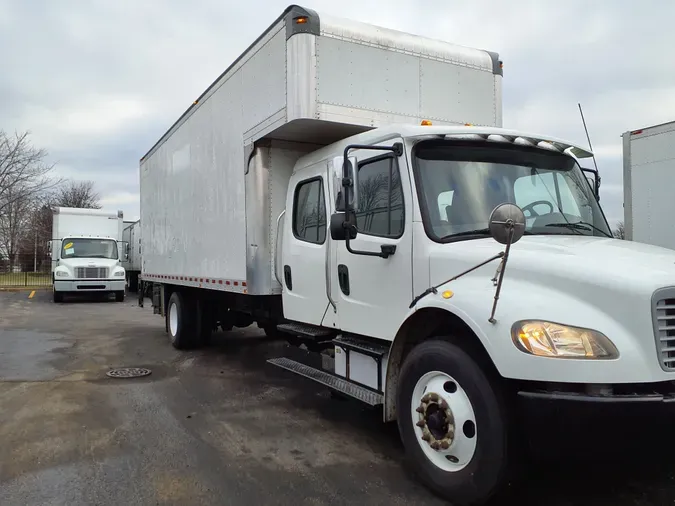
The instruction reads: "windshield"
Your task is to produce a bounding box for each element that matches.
[413,140,612,241]
[61,238,118,259]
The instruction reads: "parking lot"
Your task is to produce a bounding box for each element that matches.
[2,290,675,506]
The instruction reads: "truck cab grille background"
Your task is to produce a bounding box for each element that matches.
[75,267,108,279]
[654,290,675,371]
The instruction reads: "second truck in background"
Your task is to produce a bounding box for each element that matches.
[51,206,128,302]
[623,120,675,249]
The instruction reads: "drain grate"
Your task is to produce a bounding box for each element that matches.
[106,367,152,379]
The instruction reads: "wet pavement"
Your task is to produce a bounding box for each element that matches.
[1,290,675,505]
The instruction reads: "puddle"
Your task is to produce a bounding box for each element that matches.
[0,330,71,381]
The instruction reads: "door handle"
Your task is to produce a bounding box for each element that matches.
[338,264,350,296]
[284,265,292,290]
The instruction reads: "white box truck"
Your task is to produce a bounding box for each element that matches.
[51,207,127,303]
[622,120,675,248]
[140,6,675,504]
[121,219,141,292]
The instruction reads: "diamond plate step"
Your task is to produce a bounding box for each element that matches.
[267,357,383,406]
[277,322,335,339]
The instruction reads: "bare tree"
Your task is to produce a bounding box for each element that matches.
[613,221,625,240]
[0,186,34,268]
[0,130,59,216]
[51,180,101,209]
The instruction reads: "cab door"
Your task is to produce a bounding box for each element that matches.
[280,163,330,325]
[330,139,414,340]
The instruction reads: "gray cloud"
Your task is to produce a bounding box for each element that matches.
[1,0,673,226]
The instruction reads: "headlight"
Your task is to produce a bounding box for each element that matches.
[55,270,69,278]
[511,320,619,359]
[114,270,125,277]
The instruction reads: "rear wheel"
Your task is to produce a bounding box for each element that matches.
[397,339,513,505]
[166,291,197,350]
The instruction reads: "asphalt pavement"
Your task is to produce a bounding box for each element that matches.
[1,290,675,505]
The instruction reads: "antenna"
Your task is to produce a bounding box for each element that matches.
[578,103,599,172]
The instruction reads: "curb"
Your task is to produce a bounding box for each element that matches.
[0,287,52,292]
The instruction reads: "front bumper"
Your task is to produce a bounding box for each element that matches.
[518,383,675,458]
[54,279,126,292]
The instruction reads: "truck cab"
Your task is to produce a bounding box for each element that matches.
[276,124,675,502]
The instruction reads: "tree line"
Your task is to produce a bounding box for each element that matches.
[0,129,101,272]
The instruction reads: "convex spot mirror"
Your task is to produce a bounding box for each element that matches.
[488,203,526,245]
[330,212,358,241]
[332,155,359,212]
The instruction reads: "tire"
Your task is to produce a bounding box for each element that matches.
[115,291,125,302]
[166,291,197,350]
[53,290,64,303]
[396,339,512,505]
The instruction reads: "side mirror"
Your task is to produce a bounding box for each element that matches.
[580,167,601,202]
[330,212,357,241]
[333,155,359,212]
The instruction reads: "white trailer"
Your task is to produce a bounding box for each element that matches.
[121,219,141,292]
[51,207,127,303]
[622,120,675,248]
[140,6,675,505]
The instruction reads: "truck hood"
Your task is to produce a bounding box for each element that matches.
[430,235,675,296]
[58,258,120,269]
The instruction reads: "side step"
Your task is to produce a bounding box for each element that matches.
[277,322,336,339]
[333,335,390,357]
[267,357,383,406]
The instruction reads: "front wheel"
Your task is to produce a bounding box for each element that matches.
[53,290,64,303]
[397,339,513,505]
[115,291,125,302]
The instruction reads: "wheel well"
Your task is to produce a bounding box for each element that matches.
[383,308,496,422]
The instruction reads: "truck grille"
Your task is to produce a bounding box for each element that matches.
[75,267,108,279]
[654,289,675,371]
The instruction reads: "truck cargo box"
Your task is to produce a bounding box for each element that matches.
[140,5,503,296]
[623,120,675,248]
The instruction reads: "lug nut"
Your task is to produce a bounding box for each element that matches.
[416,420,426,428]
[429,393,440,402]
[422,433,431,442]
[416,406,425,413]
[440,440,450,450]
[421,394,430,403]
[430,441,441,451]
[439,400,449,410]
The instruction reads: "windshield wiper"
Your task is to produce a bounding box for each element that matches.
[545,221,612,238]
[443,228,533,240]
[445,228,492,238]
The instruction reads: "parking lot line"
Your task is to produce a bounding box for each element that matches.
[28,290,35,299]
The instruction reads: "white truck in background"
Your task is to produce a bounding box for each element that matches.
[121,219,141,292]
[622,120,675,248]
[51,207,128,303]
[139,6,675,504]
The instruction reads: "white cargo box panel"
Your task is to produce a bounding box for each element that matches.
[140,5,503,295]
[53,207,124,242]
[623,120,675,249]
[122,220,141,271]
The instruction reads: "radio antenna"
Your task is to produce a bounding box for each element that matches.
[578,102,599,173]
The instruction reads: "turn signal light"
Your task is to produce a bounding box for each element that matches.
[295,16,308,24]
[421,120,433,126]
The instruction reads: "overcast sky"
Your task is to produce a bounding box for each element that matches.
[1,0,673,226]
